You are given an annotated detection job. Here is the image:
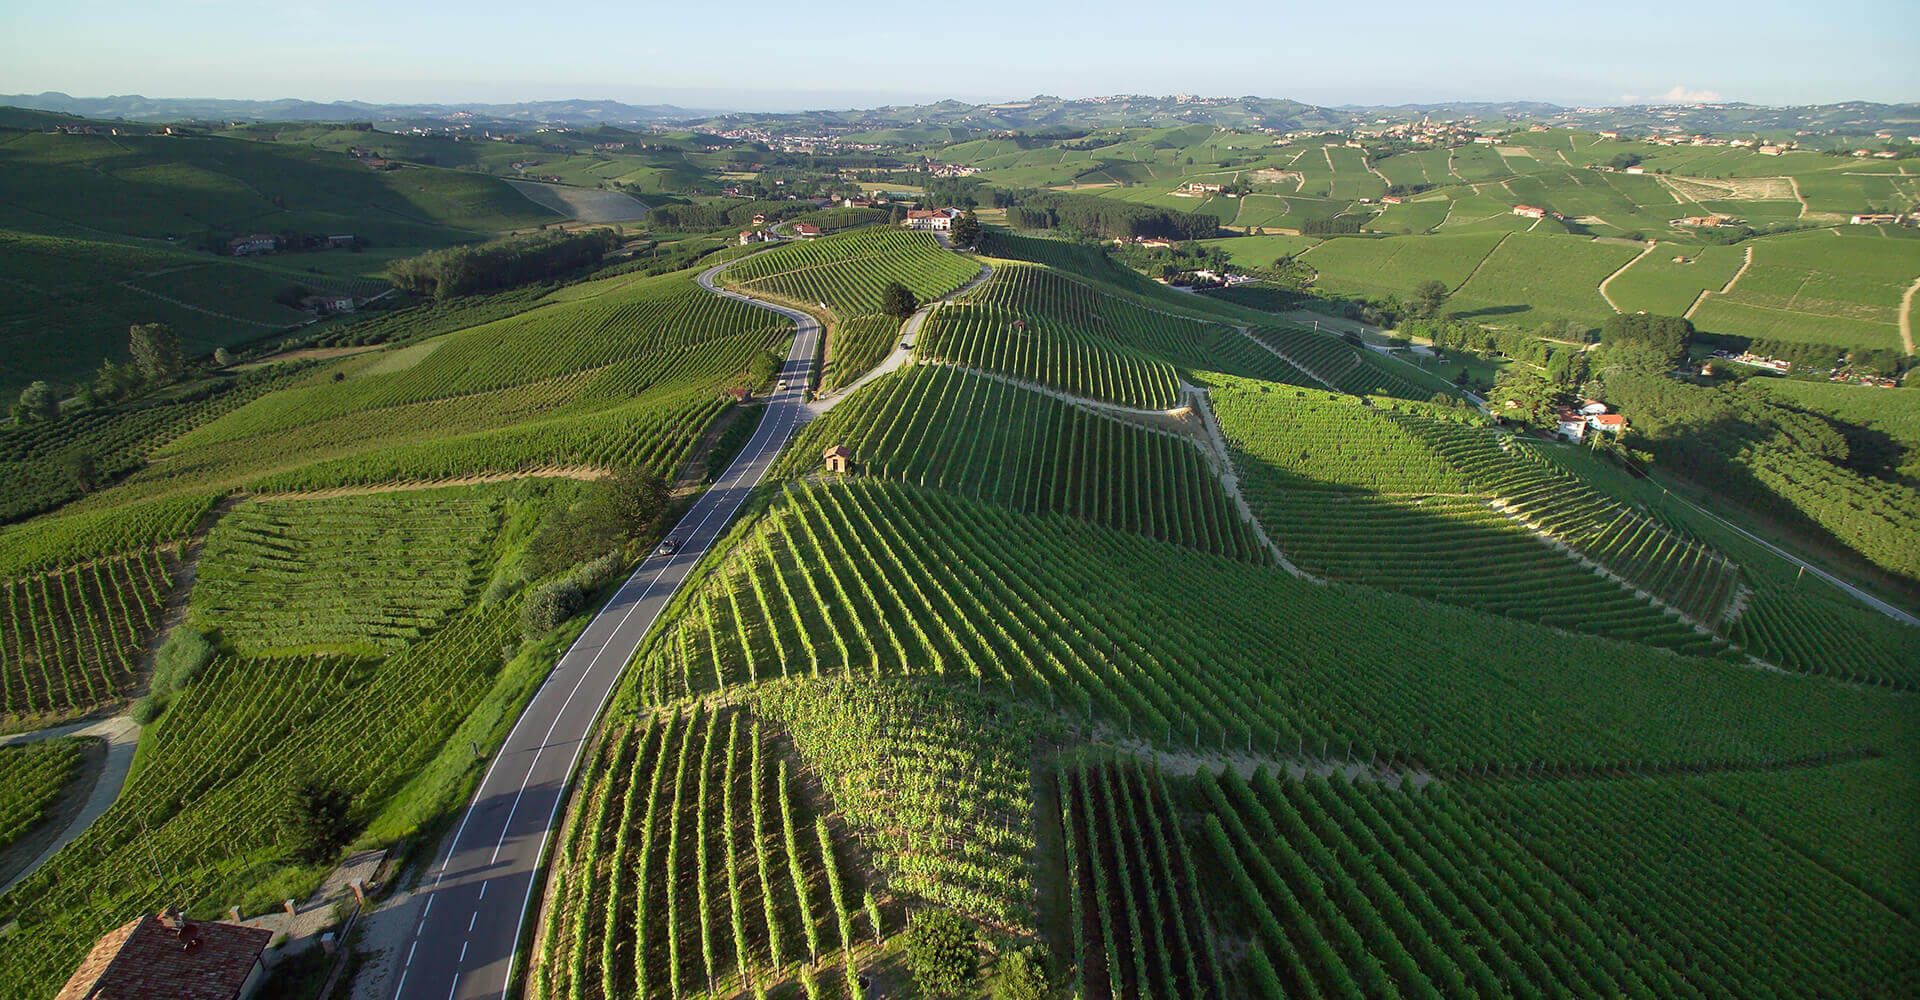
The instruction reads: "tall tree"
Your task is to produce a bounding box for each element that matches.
[127,323,185,384]
[881,281,918,320]
[1411,279,1451,320]
[950,209,981,246]
[16,381,58,423]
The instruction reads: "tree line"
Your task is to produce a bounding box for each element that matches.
[384,229,620,300]
[1002,191,1219,241]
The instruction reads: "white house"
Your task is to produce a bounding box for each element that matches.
[902,208,960,231]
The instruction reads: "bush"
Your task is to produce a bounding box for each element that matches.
[905,908,976,996]
[278,776,355,865]
[993,948,1050,1000]
[151,627,215,698]
[129,695,161,725]
[522,579,585,639]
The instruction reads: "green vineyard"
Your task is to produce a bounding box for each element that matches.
[1057,758,1224,1000]
[1210,385,1743,651]
[0,738,83,851]
[776,366,1268,562]
[1192,767,1917,999]
[1246,325,1442,400]
[0,493,217,579]
[190,491,504,654]
[532,704,877,1000]
[721,228,979,318]
[629,479,1900,771]
[958,264,1317,387]
[820,314,903,394]
[0,599,529,991]
[915,301,1185,409]
[0,550,177,722]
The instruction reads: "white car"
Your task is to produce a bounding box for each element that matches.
[778,379,789,391]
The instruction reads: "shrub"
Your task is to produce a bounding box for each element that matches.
[151,627,215,698]
[278,776,355,865]
[993,948,1050,1000]
[521,579,585,639]
[905,908,976,996]
[129,695,161,725]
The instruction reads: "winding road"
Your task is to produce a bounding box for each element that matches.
[383,260,820,1000]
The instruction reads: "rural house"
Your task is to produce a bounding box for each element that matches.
[57,909,272,1000]
[1588,413,1626,433]
[1512,205,1547,219]
[823,445,853,474]
[228,234,277,256]
[792,222,822,238]
[902,208,960,232]
[1555,408,1589,442]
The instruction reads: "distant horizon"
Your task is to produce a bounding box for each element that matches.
[3,0,1914,114]
[6,87,1917,121]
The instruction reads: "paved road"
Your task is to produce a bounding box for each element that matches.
[0,715,139,898]
[389,260,819,1000]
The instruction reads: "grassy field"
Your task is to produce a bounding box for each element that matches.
[1689,228,1920,350]
[1604,242,1748,315]
[1446,231,1642,329]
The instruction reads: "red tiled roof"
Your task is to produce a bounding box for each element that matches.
[57,913,270,1000]
[1590,414,1626,427]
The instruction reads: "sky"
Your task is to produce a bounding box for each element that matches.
[2,0,1914,111]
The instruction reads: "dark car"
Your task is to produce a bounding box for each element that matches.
[656,538,679,556]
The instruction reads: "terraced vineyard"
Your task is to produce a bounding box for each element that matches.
[532,704,875,1000]
[1247,324,1447,401]
[722,228,979,317]
[628,479,1900,772]
[1192,768,1917,1000]
[1057,758,1223,1000]
[190,491,504,654]
[1210,385,1743,644]
[820,313,902,394]
[776,366,1268,562]
[0,493,217,579]
[961,264,1317,388]
[0,738,84,851]
[916,301,1184,409]
[0,598,529,992]
[0,550,176,723]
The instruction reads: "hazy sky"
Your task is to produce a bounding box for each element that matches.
[3,0,1913,111]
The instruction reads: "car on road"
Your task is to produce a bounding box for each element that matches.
[900,341,910,350]
[656,538,678,556]
[778,379,789,391]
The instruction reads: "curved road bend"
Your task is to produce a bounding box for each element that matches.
[389,261,819,1000]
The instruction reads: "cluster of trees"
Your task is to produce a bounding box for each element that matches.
[385,229,620,300]
[10,324,192,426]
[1601,313,1694,368]
[1299,217,1365,235]
[647,199,799,232]
[1003,191,1218,240]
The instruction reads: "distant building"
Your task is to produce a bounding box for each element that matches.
[1850,213,1901,225]
[57,909,271,1000]
[1380,195,1404,204]
[1578,400,1608,416]
[751,214,767,225]
[228,234,277,256]
[1624,166,1646,174]
[1555,409,1588,442]
[1756,144,1785,155]
[1473,136,1504,145]
[1588,413,1627,433]
[1513,205,1547,219]
[791,222,821,238]
[1597,130,1620,139]
[326,234,355,248]
[1185,181,1225,194]
[902,208,959,231]
[823,445,853,474]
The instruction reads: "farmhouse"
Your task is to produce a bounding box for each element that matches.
[823,445,853,474]
[1380,195,1404,204]
[751,214,767,225]
[1598,130,1620,139]
[902,208,960,231]
[57,909,271,1000]
[1588,413,1626,433]
[1757,144,1785,155]
[1850,213,1901,225]
[228,234,276,256]
[1555,409,1588,442]
[791,222,822,238]
[1624,166,1646,175]
[1512,205,1547,219]
[1473,136,1504,145]
[1185,182,1225,194]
